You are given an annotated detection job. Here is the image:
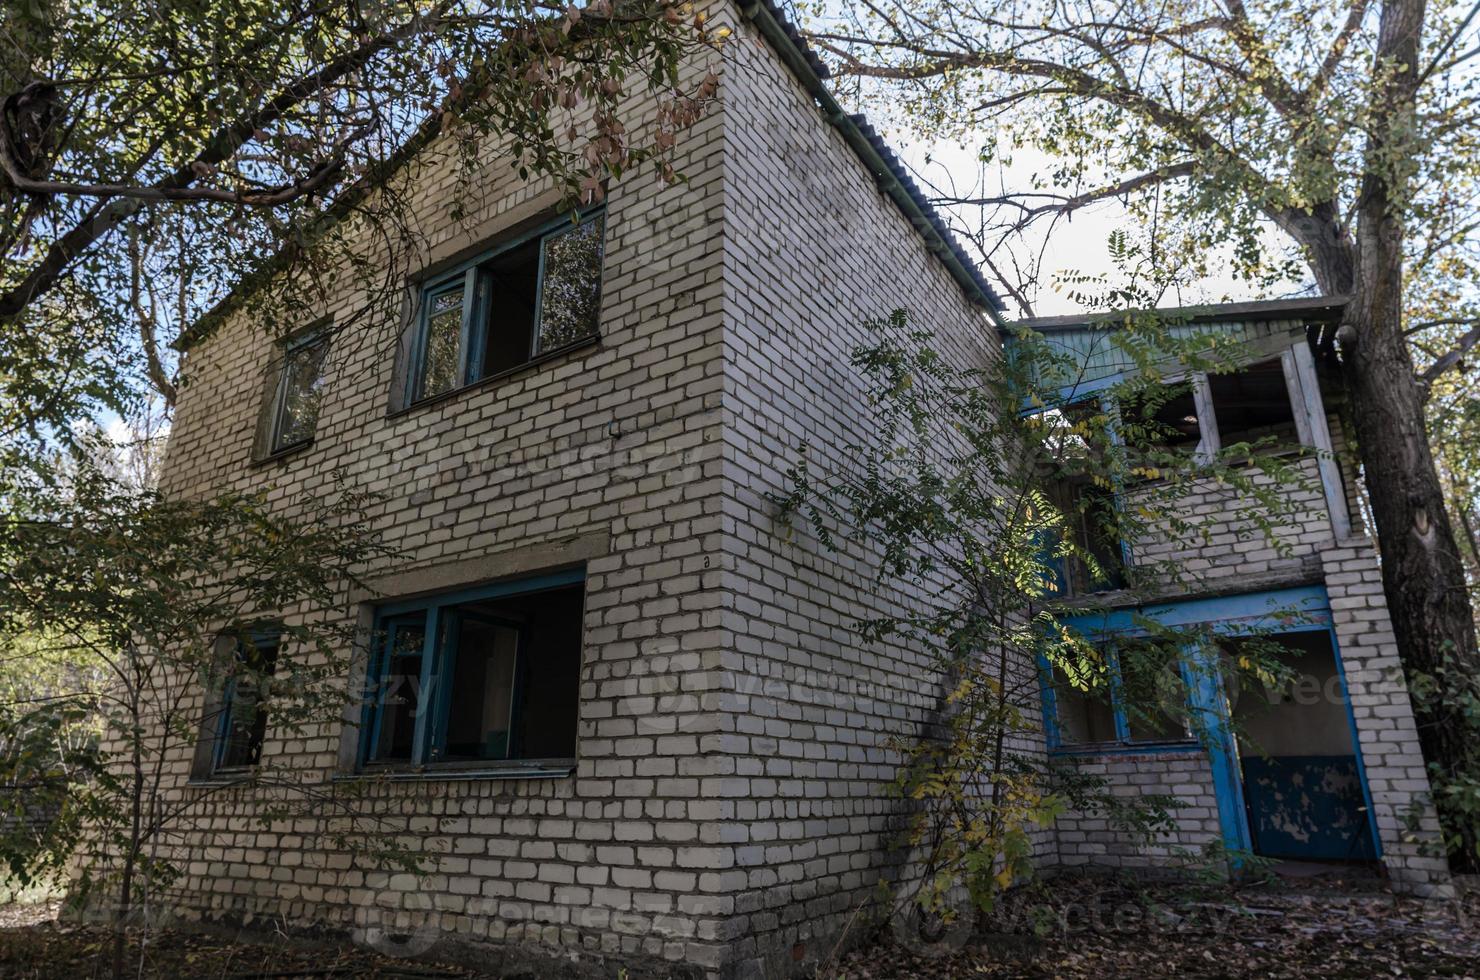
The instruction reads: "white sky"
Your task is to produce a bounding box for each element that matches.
[881,129,1312,319]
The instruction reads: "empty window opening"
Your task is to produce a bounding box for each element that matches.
[361,572,585,771]
[1121,383,1202,454]
[1209,360,1298,451]
[409,211,604,404]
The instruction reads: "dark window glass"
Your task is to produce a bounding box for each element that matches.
[534,216,604,355]
[419,286,466,400]
[272,336,328,452]
[366,619,427,764]
[411,212,604,404]
[216,634,280,771]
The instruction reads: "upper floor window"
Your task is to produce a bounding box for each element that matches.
[410,210,605,404]
[1035,398,1126,596]
[1047,477,1127,595]
[359,569,585,774]
[1123,360,1299,462]
[1208,359,1298,451]
[268,332,329,454]
[210,631,280,773]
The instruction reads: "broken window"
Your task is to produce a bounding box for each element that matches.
[1046,641,1194,750]
[1121,382,1202,454]
[1034,399,1126,595]
[360,571,585,772]
[408,210,604,404]
[1047,478,1126,595]
[212,632,280,772]
[265,331,329,454]
[1208,359,1298,452]
[1116,642,1193,743]
[1049,663,1118,745]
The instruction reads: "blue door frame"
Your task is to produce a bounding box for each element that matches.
[1060,585,1383,866]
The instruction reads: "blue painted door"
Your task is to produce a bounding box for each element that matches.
[1240,755,1377,860]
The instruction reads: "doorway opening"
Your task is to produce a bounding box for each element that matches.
[1225,629,1378,863]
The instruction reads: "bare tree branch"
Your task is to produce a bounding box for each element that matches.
[0,8,447,321]
[1421,322,1480,384]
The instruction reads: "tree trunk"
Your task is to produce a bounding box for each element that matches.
[1333,0,1480,873]
[1343,275,1480,872]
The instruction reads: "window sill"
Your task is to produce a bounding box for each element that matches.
[1051,741,1201,758]
[340,761,576,782]
[186,771,254,788]
[387,335,600,420]
[251,439,314,468]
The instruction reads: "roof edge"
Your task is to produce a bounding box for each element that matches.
[739,0,1006,319]
[1009,294,1349,333]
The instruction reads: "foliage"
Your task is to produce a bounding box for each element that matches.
[806,0,1480,874]
[0,457,397,977]
[0,0,723,476]
[1405,648,1480,864]
[773,309,1314,932]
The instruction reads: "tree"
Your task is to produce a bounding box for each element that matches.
[774,308,1318,952]
[0,458,401,979]
[0,0,721,474]
[806,0,1480,869]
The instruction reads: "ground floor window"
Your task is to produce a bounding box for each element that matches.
[1044,641,1195,751]
[360,569,585,772]
[212,631,280,773]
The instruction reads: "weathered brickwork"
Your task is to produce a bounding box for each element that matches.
[158,26,740,974]
[136,4,1452,975]
[1321,540,1452,894]
[1047,385,1452,896]
[1126,454,1331,589]
[711,16,1002,978]
[147,2,1007,976]
[1052,752,1222,868]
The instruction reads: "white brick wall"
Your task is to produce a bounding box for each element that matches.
[137,5,1452,976]
[1053,752,1223,868]
[147,2,1006,975]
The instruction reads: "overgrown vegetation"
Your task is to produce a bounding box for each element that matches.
[808,0,1480,868]
[775,308,1332,943]
[0,456,402,979]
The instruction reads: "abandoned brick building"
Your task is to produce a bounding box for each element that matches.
[154,0,1450,976]
[1016,299,1450,897]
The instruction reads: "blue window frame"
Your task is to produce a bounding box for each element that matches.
[408,209,605,404]
[269,330,330,453]
[1028,394,1131,596]
[211,630,280,773]
[1041,641,1197,752]
[359,569,586,774]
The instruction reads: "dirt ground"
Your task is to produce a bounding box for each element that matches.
[0,874,1476,978]
[830,873,1480,979]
